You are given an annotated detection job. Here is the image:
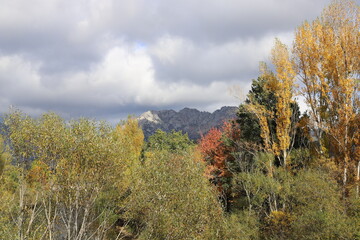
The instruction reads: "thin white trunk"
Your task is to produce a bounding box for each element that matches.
[26,192,40,237]
[357,161,360,198]
[77,189,99,240]
[75,187,79,239]
[283,150,287,168]
[76,205,90,240]
[343,166,348,199]
[43,193,58,240]
[18,179,25,240]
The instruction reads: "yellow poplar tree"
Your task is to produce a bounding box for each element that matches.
[245,91,274,175]
[270,39,296,168]
[247,40,296,169]
[293,0,359,185]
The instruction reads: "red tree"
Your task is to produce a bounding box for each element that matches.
[198,120,241,187]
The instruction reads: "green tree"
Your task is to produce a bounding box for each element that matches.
[237,76,276,145]
[125,149,226,239]
[286,170,352,239]
[146,129,194,153]
[3,111,145,239]
[237,76,301,159]
[0,135,19,239]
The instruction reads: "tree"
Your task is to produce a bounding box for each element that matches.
[3,111,45,240]
[3,111,145,239]
[245,40,297,169]
[269,39,297,167]
[198,127,228,184]
[113,117,144,193]
[237,76,277,145]
[285,169,352,239]
[146,129,193,153]
[0,135,20,239]
[124,149,226,239]
[198,121,242,211]
[0,135,7,176]
[238,74,301,170]
[293,0,359,186]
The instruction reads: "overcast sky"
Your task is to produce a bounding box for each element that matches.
[0,0,334,123]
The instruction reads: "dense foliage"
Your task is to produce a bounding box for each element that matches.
[0,0,359,239]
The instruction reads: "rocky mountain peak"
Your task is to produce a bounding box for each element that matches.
[137,106,238,140]
[138,111,162,124]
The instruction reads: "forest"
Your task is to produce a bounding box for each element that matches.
[0,0,359,239]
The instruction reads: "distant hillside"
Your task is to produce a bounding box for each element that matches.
[137,106,238,140]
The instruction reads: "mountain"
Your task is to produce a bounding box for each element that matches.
[137,106,238,140]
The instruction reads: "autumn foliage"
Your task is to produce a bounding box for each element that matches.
[199,127,226,179]
[0,1,359,239]
[198,121,241,194]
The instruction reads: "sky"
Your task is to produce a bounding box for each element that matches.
[0,0,334,123]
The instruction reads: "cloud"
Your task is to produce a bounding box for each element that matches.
[148,33,294,85]
[0,44,237,119]
[82,0,330,42]
[0,0,332,120]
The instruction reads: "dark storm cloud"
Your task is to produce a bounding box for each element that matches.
[0,0,331,120]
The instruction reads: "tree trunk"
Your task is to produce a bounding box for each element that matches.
[18,177,25,240]
[283,150,287,169]
[343,165,348,198]
[357,161,360,198]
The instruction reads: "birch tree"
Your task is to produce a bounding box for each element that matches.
[3,111,144,239]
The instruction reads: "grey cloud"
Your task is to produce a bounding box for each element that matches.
[104,0,330,42]
[148,35,277,85]
[0,0,333,120]
[0,48,238,120]
[0,0,330,73]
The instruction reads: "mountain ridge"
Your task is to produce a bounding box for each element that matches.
[137,106,238,140]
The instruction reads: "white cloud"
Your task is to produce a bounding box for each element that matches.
[0,0,332,120]
[0,45,238,117]
[0,55,43,99]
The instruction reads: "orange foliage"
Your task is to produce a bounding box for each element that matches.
[222,121,241,142]
[27,161,51,188]
[199,128,226,179]
[198,121,240,186]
